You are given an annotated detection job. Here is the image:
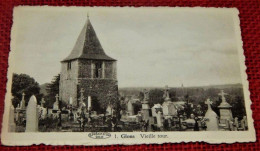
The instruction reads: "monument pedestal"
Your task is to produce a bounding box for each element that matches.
[142,101,150,122]
[218,90,233,125]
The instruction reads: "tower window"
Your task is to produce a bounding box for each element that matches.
[95,62,102,78]
[67,61,72,70]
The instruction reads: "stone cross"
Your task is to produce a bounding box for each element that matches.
[20,92,26,109]
[25,95,39,132]
[143,89,149,101]
[55,94,59,102]
[164,85,170,100]
[205,98,213,110]
[218,90,228,103]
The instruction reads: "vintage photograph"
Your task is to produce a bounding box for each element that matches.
[1,7,255,145]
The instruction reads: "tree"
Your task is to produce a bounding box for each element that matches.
[148,89,164,107]
[11,73,42,108]
[45,74,60,108]
[183,94,192,118]
[231,95,246,120]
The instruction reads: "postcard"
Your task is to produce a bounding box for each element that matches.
[1,6,256,145]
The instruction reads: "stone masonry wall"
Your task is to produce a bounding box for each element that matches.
[59,60,78,106]
[77,79,118,110]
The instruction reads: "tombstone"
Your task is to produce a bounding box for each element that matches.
[243,116,248,130]
[106,104,114,116]
[127,100,134,116]
[161,86,177,116]
[151,104,163,117]
[53,94,59,110]
[8,105,16,132]
[87,96,91,111]
[48,108,53,116]
[156,111,163,128]
[218,90,233,124]
[234,117,239,131]
[39,98,47,119]
[25,95,38,132]
[20,92,26,110]
[142,89,150,122]
[69,97,73,105]
[204,98,219,131]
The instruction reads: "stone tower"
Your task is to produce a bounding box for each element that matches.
[59,15,118,109]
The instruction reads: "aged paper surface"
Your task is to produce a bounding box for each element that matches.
[1,6,256,146]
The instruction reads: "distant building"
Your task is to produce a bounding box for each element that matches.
[59,15,118,108]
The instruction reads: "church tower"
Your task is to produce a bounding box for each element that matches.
[59,15,118,109]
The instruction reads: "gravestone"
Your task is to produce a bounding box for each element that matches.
[162,85,177,116]
[156,111,163,128]
[218,90,233,124]
[53,94,59,110]
[234,117,239,131]
[8,105,16,132]
[87,96,91,111]
[142,89,150,122]
[19,92,26,110]
[243,116,248,130]
[204,98,219,131]
[25,95,39,132]
[69,97,73,105]
[106,104,114,115]
[127,100,134,116]
[39,98,47,119]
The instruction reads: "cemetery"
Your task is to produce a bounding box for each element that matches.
[8,15,248,133]
[9,87,248,133]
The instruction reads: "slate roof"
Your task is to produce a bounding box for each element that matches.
[62,17,116,62]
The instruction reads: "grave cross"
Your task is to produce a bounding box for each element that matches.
[55,94,59,102]
[205,98,213,110]
[218,90,228,103]
[143,89,149,101]
[164,85,170,100]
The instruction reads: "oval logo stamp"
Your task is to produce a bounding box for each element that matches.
[88,132,111,139]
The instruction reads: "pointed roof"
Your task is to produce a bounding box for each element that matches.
[62,16,116,62]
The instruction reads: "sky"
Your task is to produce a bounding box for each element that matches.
[10,7,243,87]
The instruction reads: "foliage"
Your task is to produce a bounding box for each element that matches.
[148,89,164,107]
[44,74,60,108]
[91,96,106,114]
[11,73,43,108]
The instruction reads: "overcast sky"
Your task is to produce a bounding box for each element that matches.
[11,7,243,87]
